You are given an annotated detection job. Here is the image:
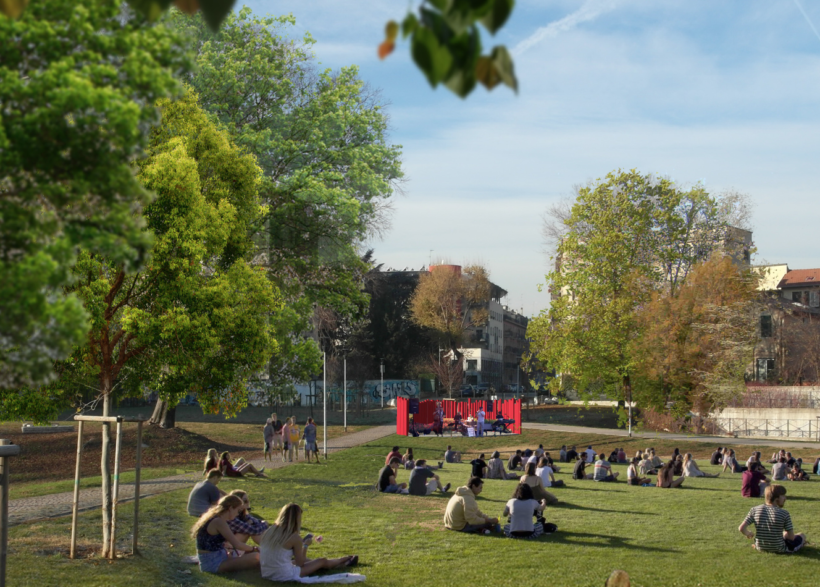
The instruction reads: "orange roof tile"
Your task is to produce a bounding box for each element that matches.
[778,268,820,288]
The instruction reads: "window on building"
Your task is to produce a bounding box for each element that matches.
[792,291,803,303]
[466,360,477,371]
[760,315,772,337]
[810,291,820,308]
[743,250,750,264]
[756,358,775,382]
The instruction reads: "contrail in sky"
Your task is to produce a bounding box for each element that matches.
[513,0,620,56]
[793,0,820,43]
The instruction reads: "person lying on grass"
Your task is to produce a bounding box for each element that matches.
[259,503,358,582]
[682,453,720,478]
[657,460,685,489]
[444,476,500,534]
[593,454,619,482]
[487,451,518,480]
[220,451,266,478]
[192,494,260,574]
[739,484,806,554]
[626,457,652,486]
[378,457,408,494]
[187,469,226,517]
[536,456,564,488]
[503,482,549,539]
[227,490,269,545]
[520,462,558,504]
[722,449,747,474]
[408,459,451,496]
[573,456,593,480]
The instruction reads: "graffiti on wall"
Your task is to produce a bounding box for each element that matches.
[364,379,419,401]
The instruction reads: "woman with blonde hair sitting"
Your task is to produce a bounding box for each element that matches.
[204,449,219,474]
[682,453,720,478]
[259,503,358,581]
[519,462,558,504]
[191,494,260,574]
[220,451,266,478]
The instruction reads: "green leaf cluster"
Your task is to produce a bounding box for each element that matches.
[0,0,191,388]
[401,0,517,97]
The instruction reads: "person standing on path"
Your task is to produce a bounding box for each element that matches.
[281,418,291,463]
[289,419,301,462]
[263,418,275,462]
[303,417,319,463]
[271,413,284,454]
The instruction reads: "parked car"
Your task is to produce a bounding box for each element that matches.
[460,385,475,397]
[475,383,490,396]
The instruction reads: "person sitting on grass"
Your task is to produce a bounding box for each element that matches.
[187,469,226,517]
[742,463,768,498]
[772,457,789,481]
[672,455,684,476]
[608,450,619,463]
[487,451,518,480]
[378,457,408,494]
[402,448,415,469]
[573,456,593,480]
[227,490,269,545]
[204,449,219,474]
[593,454,619,482]
[746,452,768,474]
[649,449,663,470]
[785,452,796,467]
[682,453,720,478]
[220,451,265,478]
[559,445,567,462]
[812,457,820,475]
[303,417,319,464]
[520,462,558,504]
[536,456,564,488]
[503,482,549,539]
[657,460,685,489]
[508,450,524,471]
[634,450,644,462]
[259,503,358,581]
[543,451,561,473]
[443,477,500,534]
[710,447,723,465]
[409,459,451,496]
[789,462,809,481]
[627,457,652,486]
[444,445,462,464]
[617,448,627,463]
[584,446,596,463]
[639,453,657,476]
[471,453,489,479]
[738,484,806,554]
[722,449,747,474]
[385,446,402,465]
[192,494,260,574]
[565,445,579,462]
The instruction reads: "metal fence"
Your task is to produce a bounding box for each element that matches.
[709,417,820,440]
[725,390,820,409]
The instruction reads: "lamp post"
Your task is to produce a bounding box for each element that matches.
[380,360,384,409]
[322,352,327,459]
[343,356,347,432]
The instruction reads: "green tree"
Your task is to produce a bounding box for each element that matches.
[17,90,282,557]
[529,170,732,433]
[0,0,191,387]
[172,9,404,388]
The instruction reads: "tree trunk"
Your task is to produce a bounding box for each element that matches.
[624,374,633,437]
[148,399,176,429]
[101,388,112,558]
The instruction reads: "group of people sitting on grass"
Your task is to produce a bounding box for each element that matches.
[262,413,320,464]
[710,446,812,481]
[204,448,267,479]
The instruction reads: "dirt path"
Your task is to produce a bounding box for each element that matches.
[8,425,395,526]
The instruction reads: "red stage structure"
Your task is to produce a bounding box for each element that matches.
[396,398,521,436]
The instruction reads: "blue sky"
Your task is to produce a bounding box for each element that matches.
[242,0,820,316]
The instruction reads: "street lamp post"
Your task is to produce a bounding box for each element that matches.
[343,356,347,432]
[380,360,384,409]
[322,352,328,459]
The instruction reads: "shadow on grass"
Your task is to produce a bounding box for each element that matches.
[544,531,680,552]
[553,502,659,515]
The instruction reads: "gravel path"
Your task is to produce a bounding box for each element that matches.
[8,424,395,526]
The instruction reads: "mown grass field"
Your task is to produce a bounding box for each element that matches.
[7,430,820,586]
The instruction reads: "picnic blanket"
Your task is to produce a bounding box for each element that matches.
[297,573,366,584]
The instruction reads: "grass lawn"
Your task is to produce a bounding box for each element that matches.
[8,431,820,586]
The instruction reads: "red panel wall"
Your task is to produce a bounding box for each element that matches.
[397,398,521,434]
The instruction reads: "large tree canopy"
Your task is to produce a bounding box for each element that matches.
[0,0,191,388]
[529,169,747,416]
[171,8,404,386]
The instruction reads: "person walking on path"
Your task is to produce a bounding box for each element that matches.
[263,418,275,462]
[271,413,284,453]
